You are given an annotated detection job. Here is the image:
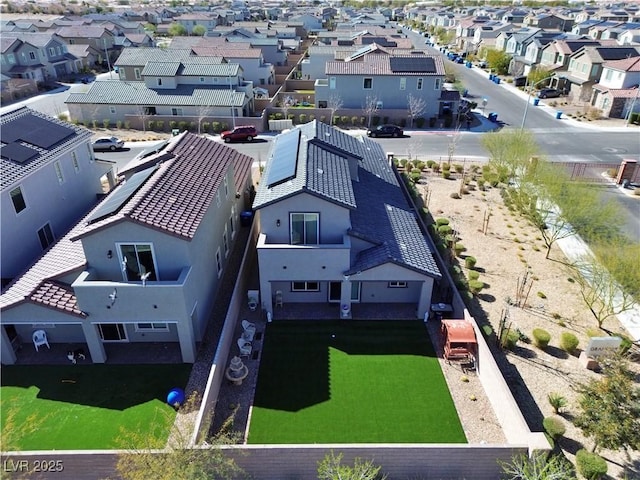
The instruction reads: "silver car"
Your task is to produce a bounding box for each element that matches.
[92,136,124,151]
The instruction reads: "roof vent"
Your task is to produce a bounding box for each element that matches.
[317,168,324,174]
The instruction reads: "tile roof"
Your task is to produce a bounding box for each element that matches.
[141,61,181,76]
[1,133,252,312]
[65,81,245,107]
[604,56,640,72]
[326,54,444,76]
[192,47,262,59]
[114,47,193,66]
[252,121,440,278]
[1,107,93,190]
[56,25,109,38]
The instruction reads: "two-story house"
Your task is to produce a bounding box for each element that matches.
[55,25,116,68]
[0,132,253,365]
[538,38,601,72]
[252,121,441,320]
[315,51,447,118]
[66,54,254,129]
[1,107,114,285]
[591,56,640,118]
[1,33,78,82]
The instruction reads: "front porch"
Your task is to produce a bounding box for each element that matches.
[268,302,418,321]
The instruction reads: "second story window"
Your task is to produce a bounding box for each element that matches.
[54,161,64,184]
[363,78,373,89]
[72,152,80,173]
[10,186,27,214]
[417,78,423,90]
[119,243,157,282]
[434,78,441,90]
[400,77,406,90]
[290,213,318,245]
[37,223,54,250]
[29,51,36,60]
[134,68,141,80]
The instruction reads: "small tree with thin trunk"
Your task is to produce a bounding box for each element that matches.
[327,93,343,126]
[362,94,380,128]
[317,451,387,480]
[407,93,427,128]
[499,452,576,480]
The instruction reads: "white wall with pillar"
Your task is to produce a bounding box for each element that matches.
[84,322,106,363]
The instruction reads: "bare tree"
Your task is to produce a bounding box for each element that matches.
[327,93,343,126]
[407,93,427,128]
[196,102,213,134]
[132,104,150,132]
[362,94,380,128]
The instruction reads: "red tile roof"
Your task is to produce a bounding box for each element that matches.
[604,56,640,72]
[30,280,85,317]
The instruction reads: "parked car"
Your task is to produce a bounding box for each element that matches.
[366,124,404,138]
[220,125,257,143]
[91,136,124,151]
[537,88,562,99]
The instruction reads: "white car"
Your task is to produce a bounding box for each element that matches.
[92,136,124,151]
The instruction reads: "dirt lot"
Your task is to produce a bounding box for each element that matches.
[420,169,639,478]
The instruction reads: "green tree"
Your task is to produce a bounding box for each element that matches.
[499,452,576,480]
[570,240,640,328]
[317,451,386,480]
[574,355,640,455]
[526,66,553,90]
[485,48,511,75]
[116,393,244,480]
[481,129,539,183]
[168,23,187,37]
[192,24,206,36]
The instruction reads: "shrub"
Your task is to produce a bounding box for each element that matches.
[453,163,464,173]
[468,270,480,281]
[537,291,547,299]
[201,122,210,133]
[124,121,131,129]
[543,416,566,440]
[435,218,450,226]
[442,171,451,179]
[432,163,441,173]
[426,160,436,168]
[351,116,359,126]
[586,327,603,338]
[559,332,579,354]
[147,120,155,131]
[501,329,519,350]
[102,119,110,128]
[454,243,466,256]
[438,225,452,235]
[576,449,607,480]
[547,392,567,414]
[465,256,477,269]
[416,117,425,128]
[482,325,493,337]
[450,192,460,199]
[58,113,69,122]
[532,328,551,349]
[340,115,349,125]
[410,172,421,183]
[178,121,188,131]
[116,121,123,129]
[156,121,165,132]
[169,121,178,130]
[468,280,484,295]
[299,113,307,124]
[91,120,98,128]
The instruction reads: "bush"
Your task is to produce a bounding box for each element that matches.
[426,160,436,168]
[299,113,307,124]
[438,225,452,235]
[442,171,451,179]
[543,416,566,440]
[465,256,477,269]
[547,392,567,414]
[454,243,466,256]
[116,121,123,129]
[351,116,359,126]
[576,449,607,480]
[559,332,579,354]
[482,324,493,337]
[450,191,460,199]
[502,329,520,350]
[468,270,480,281]
[58,113,68,122]
[435,218,450,226]
[102,119,110,128]
[468,279,484,295]
[416,117,425,128]
[532,328,551,349]
[201,122,209,133]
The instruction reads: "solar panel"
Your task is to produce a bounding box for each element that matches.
[2,113,74,149]
[0,142,38,164]
[266,130,300,188]
[389,56,435,73]
[87,166,158,224]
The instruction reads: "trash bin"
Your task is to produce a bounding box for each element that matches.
[489,73,495,81]
[240,211,253,227]
[533,98,540,106]
[494,77,501,85]
[462,89,468,97]
[465,61,472,68]
[555,111,563,120]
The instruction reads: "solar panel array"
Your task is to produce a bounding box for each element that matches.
[0,142,38,164]
[87,166,158,224]
[389,56,436,73]
[3,112,75,150]
[266,130,301,188]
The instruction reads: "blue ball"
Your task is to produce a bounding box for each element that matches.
[166,387,185,407]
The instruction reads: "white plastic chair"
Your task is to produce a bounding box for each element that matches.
[241,320,256,341]
[275,290,283,308]
[237,338,252,357]
[32,330,50,352]
[247,290,259,311]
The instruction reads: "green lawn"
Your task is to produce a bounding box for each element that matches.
[1,364,191,451]
[249,320,466,444]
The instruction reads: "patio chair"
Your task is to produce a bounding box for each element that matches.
[275,290,283,308]
[241,319,256,341]
[237,338,252,357]
[247,290,259,311]
[32,330,50,352]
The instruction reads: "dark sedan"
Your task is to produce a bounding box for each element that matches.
[536,88,562,99]
[366,124,404,138]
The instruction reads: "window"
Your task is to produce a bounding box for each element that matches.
[7,53,15,64]
[229,205,236,237]
[54,161,64,184]
[434,78,441,90]
[290,213,318,245]
[223,175,229,197]
[388,281,407,288]
[417,78,423,90]
[215,248,222,277]
[119,244,158,282]
[400,77,406,90]
[363,78,373,89]
[134,68,141,80]
[37,223,54,250]
[200,77,205,83]
[292,281,319,292]
[157,78,163,86]
[72,152,80,173]
[329,77,336,89]
[109,106,116,114]
[48,47,55,56]
[29,51,36,60]
[223,226,229,256]
[10,186,26,213]
[135,323,169,332]
[171,108,183,116]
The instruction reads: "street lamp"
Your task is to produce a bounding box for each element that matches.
[520,75,557,130]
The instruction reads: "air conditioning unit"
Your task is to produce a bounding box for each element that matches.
[376,101,383,109]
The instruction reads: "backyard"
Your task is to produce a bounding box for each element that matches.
[248,320,466,444]
[1,364,191,451]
